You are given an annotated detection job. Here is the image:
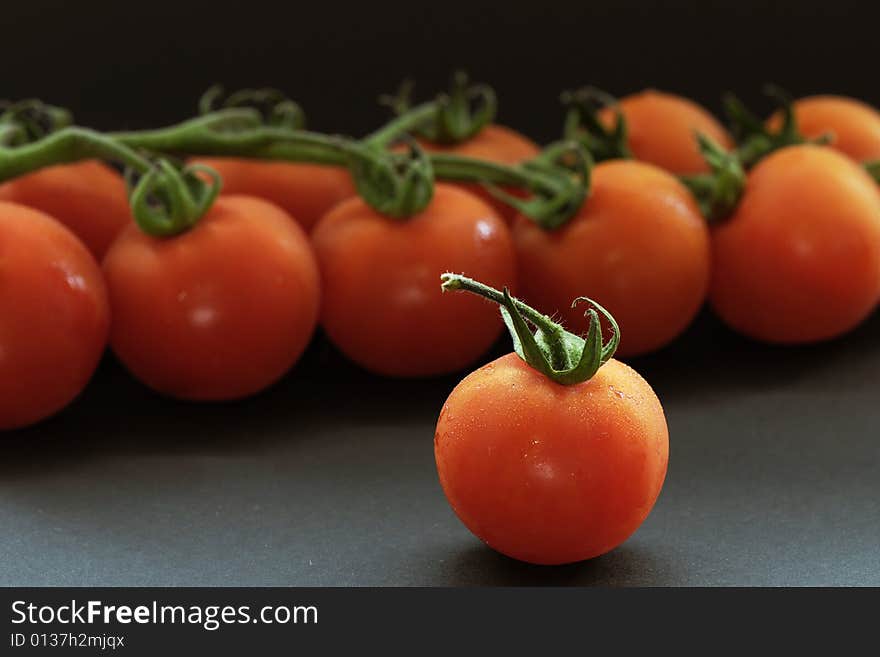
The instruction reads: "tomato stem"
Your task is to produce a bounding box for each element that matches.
[865,160,880,184]
[561,87,632,162]
[198,85,306,130]
[0,124,221,237]
[725,86,831,168]
[375,72,497,146]
[113,109,590,227]
[364,101,439,148]
[0,99,73,146]
[680,133,746,222]
[441,273,619,385]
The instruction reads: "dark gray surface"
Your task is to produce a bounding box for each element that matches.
[2,309,879,586]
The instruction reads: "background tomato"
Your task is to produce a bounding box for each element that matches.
[0,201,109,430]
[435,353,669,565]
[513,160,711,357]
[599,89,733,174]
[103,195,320,400]
[767,95,880,163]
[312,184,517,377]
[0,161,132,260]
[192,158,356,232]
[417,125,541,222]
[711,144,880,343]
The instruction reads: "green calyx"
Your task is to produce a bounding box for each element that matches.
[380,71,497,145]
[0,99,73,147]
[561,87,632,162]
[865,160,880,184]
[128,160,222,237]
[440,273,619,385]
[680,133,746,222]
[725,85,830,168]
[349,139,435,218]
[199,85,306,130]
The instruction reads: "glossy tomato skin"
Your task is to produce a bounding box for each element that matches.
[513,160,711,357]
[0,161,131,260]
[312,184,516,377]
[600,90,733,174]
[436,353,668,565]
[711,145,880,343]
[103,195,320,400]
[0,201,109,430]
[418,124,541,223]
[768,95,880,163]
[192,158,356,232]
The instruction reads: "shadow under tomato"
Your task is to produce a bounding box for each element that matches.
[433,541,679,587]
[0,330,489,479]
[627,306,880,404]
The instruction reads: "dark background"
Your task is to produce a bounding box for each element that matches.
[2,0,880,586]
[5,0,880,139]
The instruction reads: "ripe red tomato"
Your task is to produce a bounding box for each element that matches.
[192,158,356,232]
[513,160,711,357]
[599,90,734,174]
[0,161,132,260]
[435,352,668,565]
[311,184,516,376]
[0,201,109,430]
[418,125,541,222]
[103,195,320,400]
[711,144,880,343]
[767,95,880,163]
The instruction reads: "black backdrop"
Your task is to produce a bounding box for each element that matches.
[5,0,880,140]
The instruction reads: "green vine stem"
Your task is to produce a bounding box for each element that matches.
[375,71,497,146]
[440,273,619,385]
[112,109,590,227]
[679,134,747,222]
[0,123,221,236]
[866,160,880,184]
[561,87,632,162]
[113,111,435,217]
[725,85,830,168]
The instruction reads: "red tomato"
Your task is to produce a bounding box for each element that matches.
[418,125,541,222]
[0,201,109,430]
[192,158,356,232]
[711,144,880,343]
[513,160,711,357]
[767,95,880,163]
[311,184,516,377]
[435,352,668,565]
[103,195,320,400]
[599,89,734,174]
[0,161,132,260]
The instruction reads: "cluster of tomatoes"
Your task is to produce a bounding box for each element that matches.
[2,83,880,565]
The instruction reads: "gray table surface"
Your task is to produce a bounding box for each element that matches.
[2,309,879,587]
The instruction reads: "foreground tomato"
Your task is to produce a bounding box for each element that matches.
[418,125,541,222]
[513,160,711,357]
[767,95,880,163]
[312,184,516,376]
[0,201,109,429]
[435,275,668,565]
[0,161,131,260]
[103,195,320,400]
[599,89,733,174]
[711,145,880,343]
[192,158,355,232]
